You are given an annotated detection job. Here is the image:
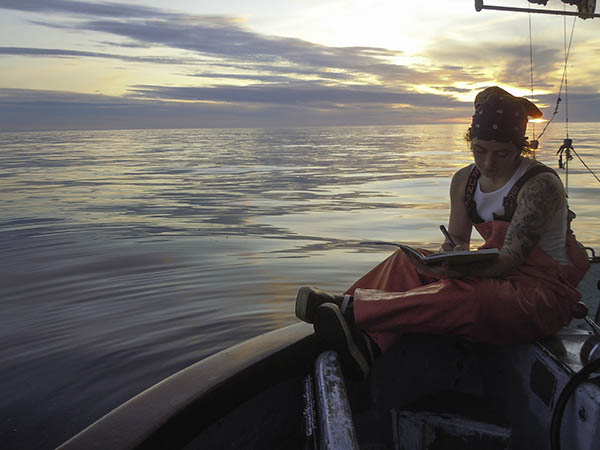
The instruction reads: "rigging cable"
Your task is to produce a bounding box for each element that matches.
[526,7,599,190]
[564,4,570,140]
[562,4,572,193]
[528,5,536,151]
[554,7,600,190]
[535,14,576,142]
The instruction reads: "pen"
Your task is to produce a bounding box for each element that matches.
[440,225,456,249]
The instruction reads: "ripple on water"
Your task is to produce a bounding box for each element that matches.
[1,123,599,449]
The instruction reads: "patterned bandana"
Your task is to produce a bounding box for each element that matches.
[469,86,542,147]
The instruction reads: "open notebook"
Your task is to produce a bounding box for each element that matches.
[363,241,500,265]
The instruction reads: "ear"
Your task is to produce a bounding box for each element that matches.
[513,144,522,159]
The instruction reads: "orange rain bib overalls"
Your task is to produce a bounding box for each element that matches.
[346,166,590,352]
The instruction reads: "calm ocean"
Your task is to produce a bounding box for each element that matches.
[1,123,599,449]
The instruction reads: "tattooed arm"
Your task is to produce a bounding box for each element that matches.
[408,170,565,279]
[452,172,566,277]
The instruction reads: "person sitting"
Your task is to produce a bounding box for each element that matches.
[294,86,590,380]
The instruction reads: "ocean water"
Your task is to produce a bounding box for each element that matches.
[1,123,599,449]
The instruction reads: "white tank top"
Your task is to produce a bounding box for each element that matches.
[473,160,569,265]
[474,159,533,221]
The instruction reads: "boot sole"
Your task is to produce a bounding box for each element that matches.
[313,303,370,381]
[295,286,315,323]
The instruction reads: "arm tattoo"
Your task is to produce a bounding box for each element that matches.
[503,173,565,261]
[500,247,523,265]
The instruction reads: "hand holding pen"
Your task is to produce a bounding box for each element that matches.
[440,225,456,249]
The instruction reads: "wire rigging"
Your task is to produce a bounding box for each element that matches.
[528,6,536,144]
[557,4,575,193]
[534,14,577,142]
[573,149,600,183]
[564,3,570,139]
[526,3,599,190]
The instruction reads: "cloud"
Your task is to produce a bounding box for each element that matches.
[79,15,486,89]
[2,1,597,131]
[0,0,173,19]
[98,40,152,49]
[0,88,474,131]
[126,83,462,108]
[78,17,405,73]
[3,0,468,88]
[0,46,206,65]
[422,37,580,91]
[0,0,402,69]
[537,91,600,123]
[187,73,306,84]
[3,7,479,90]
[4,85,598,132]
[494,45,562,89]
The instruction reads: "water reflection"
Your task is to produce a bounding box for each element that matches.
[1,123,598,449]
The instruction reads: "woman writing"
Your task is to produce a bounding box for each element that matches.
[294,86,590,380]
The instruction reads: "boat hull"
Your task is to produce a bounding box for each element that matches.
[58,262,600,450]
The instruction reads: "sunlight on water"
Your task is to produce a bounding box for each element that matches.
[1,123,599,449]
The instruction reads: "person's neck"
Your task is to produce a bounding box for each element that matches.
[480,156,523,192]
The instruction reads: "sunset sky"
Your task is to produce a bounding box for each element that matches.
[1,0,599,131]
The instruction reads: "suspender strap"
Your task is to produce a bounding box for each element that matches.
[464,163,560,223]
[500,165,560,220]
[464,166,484,224]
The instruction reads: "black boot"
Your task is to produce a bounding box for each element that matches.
[295,286,353,324]
[313,302,377,381]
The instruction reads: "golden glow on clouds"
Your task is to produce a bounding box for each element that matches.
[389,104,416,109]
[1,0,598,130]
[439,117,472,124]
[259,1,437,53]
[1,59,131,95]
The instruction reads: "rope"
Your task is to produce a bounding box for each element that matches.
[535,15,577,142]
[524,8,600,187]
[563,5,570,194]
[564,5,570,139]
[572,147,600,183]
[528,7,536,145]
[553,11,600,189]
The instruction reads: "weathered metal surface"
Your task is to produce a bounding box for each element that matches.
[302,374,319,449]
[393,410,510,450]
[314,351,360,450]
[572,261,600,330]
[484,331,600,450]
